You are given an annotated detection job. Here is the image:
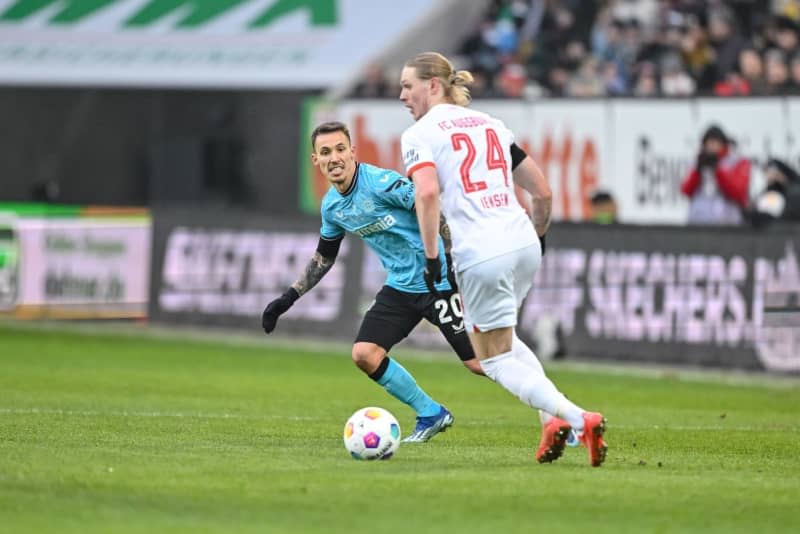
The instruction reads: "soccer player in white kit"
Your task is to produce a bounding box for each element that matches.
[399,52,607,466]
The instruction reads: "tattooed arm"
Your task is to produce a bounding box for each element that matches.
[261,235,343,334]
[292,234,343,295]
[438,213,453,254]
[290,251,336,297]
[512,156,552,236]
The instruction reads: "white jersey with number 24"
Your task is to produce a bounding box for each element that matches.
[401,103,537,272]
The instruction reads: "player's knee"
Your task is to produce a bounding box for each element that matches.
[351,342,383,373]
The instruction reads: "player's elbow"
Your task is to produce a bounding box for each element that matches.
[415,182,439,205]
[531,184,552,210]
[533,185,553,203]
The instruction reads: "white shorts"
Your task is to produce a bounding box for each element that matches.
[456,244,541,333]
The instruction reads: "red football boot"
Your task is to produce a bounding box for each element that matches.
[536,417,572,464]
[580,412,608,467]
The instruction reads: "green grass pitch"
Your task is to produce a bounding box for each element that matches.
[1,322,798,533]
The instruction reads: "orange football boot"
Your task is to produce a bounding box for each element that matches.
[536,417,572,463]
[580,412,608,467]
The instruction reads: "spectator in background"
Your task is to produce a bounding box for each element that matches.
[750,158,800,226]
[589,190,618,224]
[612,0,660,33]
[764,48,793,93]
[681,125,751,225]
[352,63,393,98]
[632,60,660,96]
[601,59,629,95]
[713,67,752,95]
[773,15,800,54]
[467,68,494,99]
[461,19,505,76]
[592,15,631,71]
[679,14,717,92]
[494,62,529,98]
[738,47,769,94]
[528,1,597,91]
[661,52,697,95]
[773,0,800,20]
[545,63,571,96]
[790,52,800,91]
[566,56,606,96]
[394,1,800,102]
[622,17,646,68]
[708,6,746,85]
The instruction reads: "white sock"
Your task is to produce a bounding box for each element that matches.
[512,333,545,374]
[511,334,557,427]
[480,351,586,431]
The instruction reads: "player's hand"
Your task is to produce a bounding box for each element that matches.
[539,233,546,256]
[424,256,443,296]
[262,288,299,334]
[444,253,459,291]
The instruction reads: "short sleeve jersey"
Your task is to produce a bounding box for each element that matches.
[320,162,450,293]
[401,103,537,271]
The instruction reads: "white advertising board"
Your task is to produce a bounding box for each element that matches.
[0,0,439,88]
[611,100,696,224]
[307,97,800,224]
[13,217,151,317]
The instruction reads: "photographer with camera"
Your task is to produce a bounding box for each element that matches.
[681,125,751,225]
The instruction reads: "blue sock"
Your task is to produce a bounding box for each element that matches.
[376,358,441,417]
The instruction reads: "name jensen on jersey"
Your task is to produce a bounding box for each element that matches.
[480,192,510,209]
[354,214,396,237]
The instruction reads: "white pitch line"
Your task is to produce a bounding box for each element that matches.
[1,408,796,432]
[0,407,318,421]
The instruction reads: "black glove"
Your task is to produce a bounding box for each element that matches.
[697,152,718,169]
[262,288,300,334]
[539,233,546,256]
[444,252,458,291]
[424,256,443,296]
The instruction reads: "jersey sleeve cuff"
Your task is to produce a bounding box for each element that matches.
[406,161,436,177]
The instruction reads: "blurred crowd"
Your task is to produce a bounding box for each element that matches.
[352,0,800,99]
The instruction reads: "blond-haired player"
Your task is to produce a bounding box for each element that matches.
[399,52,607,466]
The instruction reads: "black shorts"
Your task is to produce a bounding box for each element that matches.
[355,285,475,362]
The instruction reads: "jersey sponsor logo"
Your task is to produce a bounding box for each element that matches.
[403,149,419,166]
[353,214,396,237]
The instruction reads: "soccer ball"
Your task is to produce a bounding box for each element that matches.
[343,406,401,460]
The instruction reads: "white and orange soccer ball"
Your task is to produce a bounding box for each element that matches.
[343,407,401,460]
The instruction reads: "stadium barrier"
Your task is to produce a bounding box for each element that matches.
[148,207,800,374]
[528,222,800,374]
[0,203,151,319]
